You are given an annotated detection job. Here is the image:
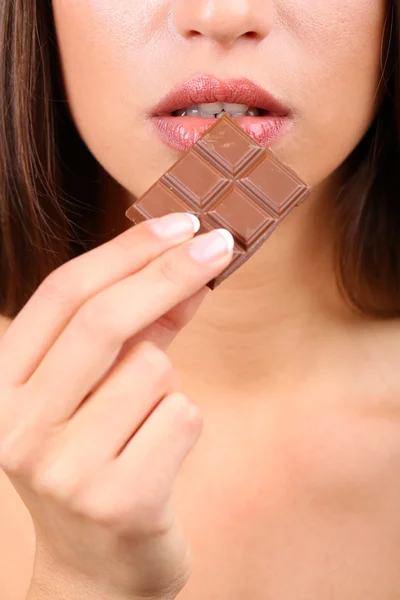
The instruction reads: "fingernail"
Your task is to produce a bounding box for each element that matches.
[188,229,234,263]
[148,213,200,239]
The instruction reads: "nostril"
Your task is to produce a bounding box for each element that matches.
[245,31,261,40]
[181,26,264,46]
[187,29,202,38]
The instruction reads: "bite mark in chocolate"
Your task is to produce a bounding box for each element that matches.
[126,114,310,289]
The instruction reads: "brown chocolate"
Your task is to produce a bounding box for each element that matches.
[126,114,310,289]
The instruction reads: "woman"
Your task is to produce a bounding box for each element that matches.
[0,0,399,598]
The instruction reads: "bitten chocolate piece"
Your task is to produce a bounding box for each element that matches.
[125,114,310,289]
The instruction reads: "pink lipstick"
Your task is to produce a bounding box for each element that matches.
[151,74,291,151]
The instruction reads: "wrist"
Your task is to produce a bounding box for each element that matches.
[27,570,101,600]
[27,544,181,600]
[27,566,179,600]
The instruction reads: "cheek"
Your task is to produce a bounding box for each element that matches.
[277,0,387,185]
[51,0,166,103]
[52,0,164,47]
[283,0,385,91]
[51,0,171,195]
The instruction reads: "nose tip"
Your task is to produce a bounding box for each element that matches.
[173,0,273,48]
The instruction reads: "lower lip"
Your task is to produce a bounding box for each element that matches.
[151,114,290,151]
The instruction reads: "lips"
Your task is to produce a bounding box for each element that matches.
[152,74,288,116]
[150,74,291,151]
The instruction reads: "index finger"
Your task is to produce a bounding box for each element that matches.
[0,213,198,386]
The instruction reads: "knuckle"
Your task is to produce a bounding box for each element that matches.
[68,474,117,524]
[73,302,99,339]
[74,297,121,345]
[113,224,151,256]
[165,393,203,431]
[38,264,79,306]
[75,492,133,529]
[158,257,186,288]
[136,342,174,380]
[113,228,138,257]
[0,415,37,476]
[0,434,31,475]
[74,490,117,525]
[32,456,80,501]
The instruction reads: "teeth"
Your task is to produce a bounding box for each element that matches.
[198,102,224,115]
[222,103,249,113]
[174,103,261,118]
[197,102,250,117]
[184,106,201,117]
[231,108,260,117]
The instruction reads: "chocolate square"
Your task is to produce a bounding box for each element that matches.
[126,114,310,289]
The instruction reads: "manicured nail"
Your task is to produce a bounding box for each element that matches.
[148,213,200,239]
[188,229,234,263]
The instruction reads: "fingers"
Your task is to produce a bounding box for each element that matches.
[0,213,199,386]
[112,391,202,517]
[25,229,233,423]
[33,343,179,484]
[121,287,208,355]
[37,391,202,539]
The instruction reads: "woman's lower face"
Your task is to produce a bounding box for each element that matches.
[52,0,386,201]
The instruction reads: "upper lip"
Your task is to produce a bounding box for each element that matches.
[152,74,289,117]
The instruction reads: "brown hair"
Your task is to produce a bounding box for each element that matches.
[0,1,399,318]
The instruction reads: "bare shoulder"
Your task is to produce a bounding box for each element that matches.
[0,469,35,599]
[300,316,400,418]
[339,316,400,415]
[362,317,400,397]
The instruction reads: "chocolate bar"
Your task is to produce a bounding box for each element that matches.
[126,114,310,289]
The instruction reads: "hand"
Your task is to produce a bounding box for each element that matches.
[0,213,233,600]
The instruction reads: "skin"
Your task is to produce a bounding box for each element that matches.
[3,0,400,598]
